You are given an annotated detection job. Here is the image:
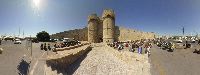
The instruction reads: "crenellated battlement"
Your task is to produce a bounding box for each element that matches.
[88,13,99,22]
[102,9,115,19]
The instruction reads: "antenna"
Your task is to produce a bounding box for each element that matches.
[19,25,21,38]
[182,26,184,36]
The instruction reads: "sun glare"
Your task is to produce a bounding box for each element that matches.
[33,0,40,8]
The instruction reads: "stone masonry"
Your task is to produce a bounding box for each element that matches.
[51,9,155,43]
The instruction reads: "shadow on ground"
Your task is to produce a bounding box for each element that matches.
[17,59,31,75]
[46,47,93,75]
[64,49,92,75]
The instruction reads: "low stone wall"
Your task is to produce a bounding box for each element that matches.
[46,45,92,71]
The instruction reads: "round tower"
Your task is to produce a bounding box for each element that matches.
[102,9,115,43]
[88,14,98,43]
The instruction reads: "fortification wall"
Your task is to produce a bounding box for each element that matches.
[116,27,155,41]
[50,27,88,41]
[51,26,155,42]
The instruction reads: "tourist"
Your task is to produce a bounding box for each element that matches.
[144,43,150,53]
[40,43,43,50]
[48,44,51,51]
[117,44,120,50]
[198,40,200,45]
[44,43,47,51]
[138,45,142,54]
[52,44,57,52]
[54,44,57,48]
[146,46,151,57]
[118,44,123,51]
[140,45,143,54]
[197,49,200,54]
[114,42,118,49]
[171,43,175,50]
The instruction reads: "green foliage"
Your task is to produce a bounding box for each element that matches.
[36,31,50,42]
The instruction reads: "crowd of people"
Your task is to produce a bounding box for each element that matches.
[108,39,153,56]
[40,40,81,52]
[154,40,175,52]
[40,43,51,51]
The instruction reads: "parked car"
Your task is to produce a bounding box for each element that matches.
[174,39,182,43]
[190,39,196,43]
[14,39,22,44]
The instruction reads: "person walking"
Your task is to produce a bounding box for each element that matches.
[40,43,43,50]
[147,46,151,57]
[44,43,47,51]
[48,44,51,51]
[138,45,142,54]
[198,39,200,45]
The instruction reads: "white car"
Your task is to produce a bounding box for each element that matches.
[14,39,22,44]
[191,39,196,43]
[174,39,182,43]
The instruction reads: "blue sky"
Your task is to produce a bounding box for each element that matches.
[0,0,200,37]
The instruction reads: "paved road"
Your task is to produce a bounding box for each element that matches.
[0,40,47,75]
[0,41,29,75]
[150,44,200,75]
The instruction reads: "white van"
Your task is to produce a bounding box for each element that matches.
[14,39,22,44]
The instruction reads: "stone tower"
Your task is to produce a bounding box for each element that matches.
[88,14,99,43]
[102,9,115,43]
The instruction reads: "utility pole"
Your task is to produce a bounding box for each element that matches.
[19,26,21,38]
[30,35,32,57]
[23,30,24,39]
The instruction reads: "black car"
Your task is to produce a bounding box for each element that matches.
[32,38,39,43]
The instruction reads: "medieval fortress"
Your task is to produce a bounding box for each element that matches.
[51,9,155,43]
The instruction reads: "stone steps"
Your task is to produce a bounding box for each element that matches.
[45,44,92,75]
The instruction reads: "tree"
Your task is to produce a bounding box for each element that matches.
[36,31,50,42]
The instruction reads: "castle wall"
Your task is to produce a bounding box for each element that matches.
[51,9,155,42]
[51,28,88,41]
[51,26,155,42]
[116,27,155,41]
